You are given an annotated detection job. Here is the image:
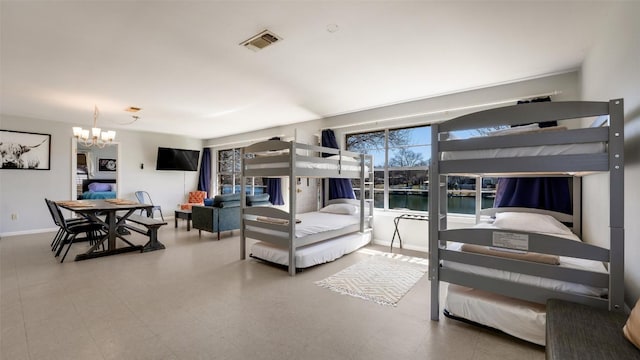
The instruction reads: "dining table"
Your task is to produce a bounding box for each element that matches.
[57,199,154,261]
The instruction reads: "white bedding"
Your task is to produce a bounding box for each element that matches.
[248,211,361,238]
[445,284,547,345]
[444,222,608,297]
[246,155,366,172]
[246,161,365,172]
[250,232,371,268]
[441,142,605,161]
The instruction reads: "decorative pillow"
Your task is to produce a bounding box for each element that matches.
[319,203,358,215]
[624,299,640,349]
[203,198,214,206]
[217,200,241,208]
[493,212,573,236]
[188,191,207,203]
[88,182,112,192]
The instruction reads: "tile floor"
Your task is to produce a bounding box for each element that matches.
[1,224,544,360]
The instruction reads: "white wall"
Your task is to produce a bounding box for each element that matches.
[580,2,640,305]
[206,72,581,251]
[0,114,203,236]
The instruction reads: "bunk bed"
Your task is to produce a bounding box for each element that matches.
[240,139,374,276]
[428,99,625,345]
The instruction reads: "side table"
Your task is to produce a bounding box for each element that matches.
[391,213,429,252]
[175,209,192,231]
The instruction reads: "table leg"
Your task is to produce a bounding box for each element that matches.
[74,209,144,261]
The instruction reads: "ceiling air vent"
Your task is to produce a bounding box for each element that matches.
[240,30,282,52]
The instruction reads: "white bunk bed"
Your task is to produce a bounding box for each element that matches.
[428,99,625,344]
[240,139,374,276]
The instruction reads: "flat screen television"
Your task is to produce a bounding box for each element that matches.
[156,147,200,171]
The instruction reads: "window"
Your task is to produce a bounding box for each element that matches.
[347,126,430,211]
[217,148,265,195]
[346,125,495,214]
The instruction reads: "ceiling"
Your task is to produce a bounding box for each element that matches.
[1,1,613,140]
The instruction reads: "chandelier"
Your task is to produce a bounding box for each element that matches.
[72,105,116,148]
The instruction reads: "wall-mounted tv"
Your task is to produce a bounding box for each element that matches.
[156,147,200,171]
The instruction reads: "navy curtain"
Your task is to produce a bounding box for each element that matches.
[493,97,572,213]
[197,148,211,196]
[266,178,284,205]
[264,136,284,205]
[321,129,356,200]
[494,177,572,214]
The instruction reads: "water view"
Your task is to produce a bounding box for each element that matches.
[377,193,495,214]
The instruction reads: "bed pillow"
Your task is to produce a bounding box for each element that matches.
[319,203,358,215]
[325,155,358,163]
[623,299,640,349]
[493,212,573,236]
[487,124,539,136]
[88,182,112,192]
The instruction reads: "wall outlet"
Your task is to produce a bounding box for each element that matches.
[11,213,18,221]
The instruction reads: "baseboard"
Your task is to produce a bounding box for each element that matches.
[1,227,58,238]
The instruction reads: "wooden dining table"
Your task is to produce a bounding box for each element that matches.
[57,199,153,261]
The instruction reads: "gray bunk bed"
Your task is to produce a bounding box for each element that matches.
[240,139,374,276]
[428,99,625,343]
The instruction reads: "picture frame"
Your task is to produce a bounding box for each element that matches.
[98,158,117,172]
[0,129,51,170]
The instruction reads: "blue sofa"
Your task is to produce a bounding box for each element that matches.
[192,193,270,240]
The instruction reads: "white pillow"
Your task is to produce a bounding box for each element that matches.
[326,155,358,163]
[487,124,539,136]
[319,203,358,215]
[493,212,573,236]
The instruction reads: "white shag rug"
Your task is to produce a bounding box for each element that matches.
[315,253,428,306]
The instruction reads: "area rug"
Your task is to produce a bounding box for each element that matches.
[315,253,428,306]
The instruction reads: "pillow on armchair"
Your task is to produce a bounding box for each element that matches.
[180,191,207,210]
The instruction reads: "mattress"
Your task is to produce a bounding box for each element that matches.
[441,142,606,161]
[444,284,547,345]
[248,211,362,238]
[246,155,367,172]
[445,236,608,297]
[250,232,371,268]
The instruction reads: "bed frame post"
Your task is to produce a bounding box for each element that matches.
[608,98,625,311]
[240,147,246,260]
[572,177,582,237]
[288,141,297,276]
[429,123,441,321]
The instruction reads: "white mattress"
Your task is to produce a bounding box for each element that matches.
[250,232,372,268]
[441,142,605,161]
[246,161,365,172]
[444,284,547,345]
[246,155,367,172]
[247,211,362,238]
[445,238,608,297]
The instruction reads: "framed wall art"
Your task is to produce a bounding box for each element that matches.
[0,130,51,170]
[98,158,117,172]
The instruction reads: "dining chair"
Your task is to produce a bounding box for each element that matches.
[46,199,105,263]
[44,198,90,253]
[135,191,164,220]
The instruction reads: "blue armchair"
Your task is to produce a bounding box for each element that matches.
[192,193,271,240]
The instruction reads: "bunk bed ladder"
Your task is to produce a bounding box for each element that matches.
[608,98,625,312]
[429,123,441,321]
[360,153,375,232]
